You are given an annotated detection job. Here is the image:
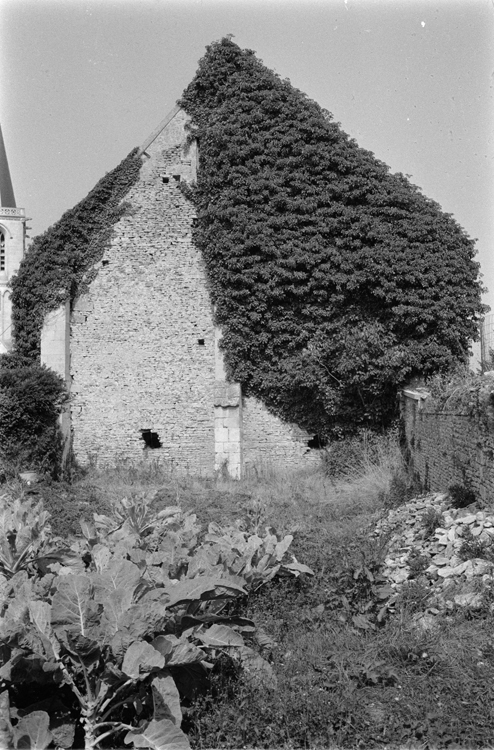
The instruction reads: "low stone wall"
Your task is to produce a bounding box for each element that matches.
[401,384,494,504]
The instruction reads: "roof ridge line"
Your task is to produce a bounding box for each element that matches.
[137,104,182,157]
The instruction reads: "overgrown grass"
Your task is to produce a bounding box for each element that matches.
[9,430,494,748]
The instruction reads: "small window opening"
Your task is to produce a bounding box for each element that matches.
[307,434,327,449]
[0,232,5,272]
[198,338,205,346]
[162,176,169,184]
[172,174,181,182]
[102,260,109,266]
[140,429,162,449]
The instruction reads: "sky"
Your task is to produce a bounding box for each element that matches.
[1,0,493,316]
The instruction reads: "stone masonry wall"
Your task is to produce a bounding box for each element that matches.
[70,110,215,472]
[69,108,322,475]
[242,396,321,473]
[401,388,494,504]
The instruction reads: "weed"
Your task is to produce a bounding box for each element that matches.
[459,525,494,563]
[407,547,431,578]
[395,579,432,614]
[422,507,444,539]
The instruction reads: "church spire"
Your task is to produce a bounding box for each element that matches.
[0,124,16,208]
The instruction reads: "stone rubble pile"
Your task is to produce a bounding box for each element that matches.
[373,493,494,611]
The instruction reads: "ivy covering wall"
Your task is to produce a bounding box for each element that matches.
[11,151,142,360]
[179,38,485,437]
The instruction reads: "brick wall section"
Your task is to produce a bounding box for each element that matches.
[401,389,494,504]
[69,108,322,474]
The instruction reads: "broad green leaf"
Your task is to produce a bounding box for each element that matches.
[195,623,244,648]
[13,710,52,750]
[63,633,100,663]
[151,635,205,666]
[124,718,190,750]
[187,546,220,578]
[275,535,293,560]
[282,560,315,576]
[79,519,96,542]
[152,671,182,726]
[4,578,33,623]
[164,577,245,608]
[92,544,111,572]
[235,645,277,690]
[175,613,255,635]
[28,600,52,639]
[27,600,61,660]
[92,558,142,597]
[352,614,375,631]
[254,627,278,652]
[122,640,165,679]
[112,589,171,645]
[40,548,85,572]
[51,575,101,637]
[100,587,136,637]
[0,690,13,749]
[16,697,75,750]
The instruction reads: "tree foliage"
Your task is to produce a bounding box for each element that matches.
[11,151,141,361]
[179,38,485,437]
[0,354,67,477]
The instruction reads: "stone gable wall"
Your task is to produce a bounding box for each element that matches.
[401,388,494,504]
[70,110,215,471]
[68,109,321,474]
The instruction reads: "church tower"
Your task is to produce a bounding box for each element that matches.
[0,124,26,353]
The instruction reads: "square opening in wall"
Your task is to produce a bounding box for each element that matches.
[307,434,327,449]
[140,429,162,449]
[162,177,169,184]
[198,339,205,346]
[172,174,181,182]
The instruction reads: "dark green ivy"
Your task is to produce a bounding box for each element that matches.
[179,37,485,437]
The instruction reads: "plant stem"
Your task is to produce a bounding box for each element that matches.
[90,722,135,748]
[100,695,133,722]
[99,677,134,712]
[79,657,94,703]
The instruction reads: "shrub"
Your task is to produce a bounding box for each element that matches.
[180,37,485,439]
[0,354,67,477]
[449,483,476,509]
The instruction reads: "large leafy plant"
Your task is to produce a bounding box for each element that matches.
[0,494,75,580]
[0,493,313,749]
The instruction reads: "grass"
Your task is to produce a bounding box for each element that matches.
[9,430,494,748]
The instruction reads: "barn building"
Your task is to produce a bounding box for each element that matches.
[35,107,320,476]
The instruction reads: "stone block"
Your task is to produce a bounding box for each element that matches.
[214,382,241,407]
[214,427,229,443]
[228,428,241,443]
